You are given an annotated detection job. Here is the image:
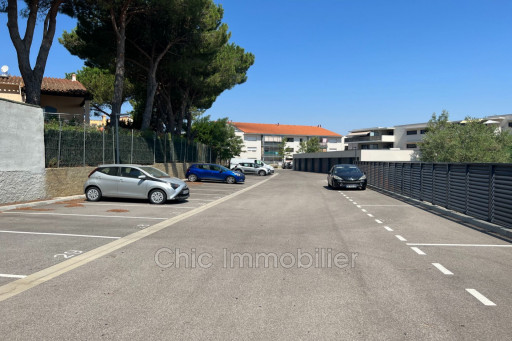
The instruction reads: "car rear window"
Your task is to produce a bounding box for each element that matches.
[98,167,119,176]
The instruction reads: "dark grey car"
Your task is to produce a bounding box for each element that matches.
[84,164,189,204]
[327,164,367,190]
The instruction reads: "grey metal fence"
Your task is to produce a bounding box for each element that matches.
[43,113,212,167]
[356,162,512,229]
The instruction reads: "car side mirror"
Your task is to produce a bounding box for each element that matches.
[138,175,147,179]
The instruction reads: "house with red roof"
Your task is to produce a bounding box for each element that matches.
[230,122,345,163]
[0,74,91,123]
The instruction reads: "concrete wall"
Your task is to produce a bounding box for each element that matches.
[0,99,46,203]
[45,163,191,198]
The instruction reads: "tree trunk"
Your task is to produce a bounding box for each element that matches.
[6,0,63,105]
[141,60,158,130]
[110,6,129,131]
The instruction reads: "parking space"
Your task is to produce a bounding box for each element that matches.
[0,175,268,284]
[336,186,512,308]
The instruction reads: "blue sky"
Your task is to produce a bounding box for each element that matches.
[1,0,511,135]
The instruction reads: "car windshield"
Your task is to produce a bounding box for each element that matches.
[334,166,363,177]
[139,167,170,178]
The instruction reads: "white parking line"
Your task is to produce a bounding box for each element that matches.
[0,274,27,279]
[367,214,374,217]
[411,247,426,255]
[0,230,120,239]
[395,235,407,242]
[375,219,382,224]
[406,243,512,248]
[356,205,361,208]
[188,193,223,196]
[353,202,358,205]
[432,263,454,275]
[3,212,167,220]
[361,209,367,213]
[384,226,394,231]
[85,203,196,209]
[466,289,496,306]
[348,199,353,202]
[187,199,215,202]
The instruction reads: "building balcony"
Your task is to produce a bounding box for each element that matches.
[345,135,395,143]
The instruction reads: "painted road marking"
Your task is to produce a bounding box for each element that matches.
[432,263,454,275]
[2,212,167,220]
[406,243,512,248]
[375,219,383,224]
[384,226,394,231]
[84,203,196,209]
[466,289,496,306]
[0,173,278,302]
[357,205,361,208]
[411,247,426,255]
[353,202,358,205]
[0,274,27,279]
[367,214,374,217]
[187,199,215,202]
[0,230,120,239]
[361,209,367,213]
[348,199,353,202]
[186,193,223,196]
[395,235,407,242]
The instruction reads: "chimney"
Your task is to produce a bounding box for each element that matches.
[71,73,77,81]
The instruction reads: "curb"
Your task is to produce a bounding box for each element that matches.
[368,185,512,241]
[0,195,86,212]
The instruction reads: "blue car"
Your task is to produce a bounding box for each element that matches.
[186,163,245,184]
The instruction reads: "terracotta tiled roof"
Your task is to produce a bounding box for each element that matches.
[0,75,88,96]
[231,122,342,137]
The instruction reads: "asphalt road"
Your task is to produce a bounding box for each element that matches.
[0,170,511,340]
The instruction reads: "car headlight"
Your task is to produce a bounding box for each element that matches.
[333,175,343,181]
[359,174,367,180]
[170,183,180,189]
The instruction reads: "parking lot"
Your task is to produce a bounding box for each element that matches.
[0,175,270,287]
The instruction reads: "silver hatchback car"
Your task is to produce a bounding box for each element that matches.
[84,164,189,204]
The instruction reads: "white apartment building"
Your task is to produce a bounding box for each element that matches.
[346,114,512,151]
[231,122,344,163]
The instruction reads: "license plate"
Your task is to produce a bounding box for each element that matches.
[182,189,189,195]
[346,184,358,189]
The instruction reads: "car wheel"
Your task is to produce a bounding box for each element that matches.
[85,186,102,202]
[327,180,332,188]
[258,170,266,176]
[149,189,167,204]
[226,176,236,184]
[188,174,198,182]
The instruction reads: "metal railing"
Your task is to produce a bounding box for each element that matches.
[44,113,212,167]
[356,162,512,229]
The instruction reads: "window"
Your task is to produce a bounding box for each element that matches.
[121,167,143,178]
[420,129,427,134]
[406,130,417,135]
[44,106,57,113]
[328,138,338,143]
[285,147,294,152]
[406,144,417,149]
[244,136,257,141]
[509,122,512,128]
[286,138,294,142]
[98,167,119,176]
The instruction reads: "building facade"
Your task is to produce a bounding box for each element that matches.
[0,74,91,123]
[231,122,344,164]
[346,114,512,151]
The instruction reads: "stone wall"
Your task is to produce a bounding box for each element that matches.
[0,99,46,204]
